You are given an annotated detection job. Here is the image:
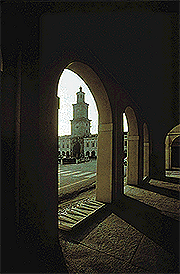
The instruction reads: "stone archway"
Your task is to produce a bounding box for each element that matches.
[59,62,113,203]
[124,106,139,185]
[171,136,180,168]
[165,124,180,170]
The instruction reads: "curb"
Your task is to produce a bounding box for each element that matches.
[58,182,96,203]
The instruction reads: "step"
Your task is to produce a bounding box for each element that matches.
[58,199,105,230]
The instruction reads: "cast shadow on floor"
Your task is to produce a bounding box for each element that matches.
[59,192,179,260]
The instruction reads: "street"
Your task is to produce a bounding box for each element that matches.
[58,159,97,196]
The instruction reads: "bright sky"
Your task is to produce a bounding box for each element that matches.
[57,69,128,136]
[57,69,98,136]
[123,113,128,132]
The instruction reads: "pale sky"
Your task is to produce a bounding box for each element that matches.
[57,69,128,136]
[57,69,98,136]
[123,113,128,132]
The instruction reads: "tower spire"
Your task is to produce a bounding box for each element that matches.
[71,89,91,137]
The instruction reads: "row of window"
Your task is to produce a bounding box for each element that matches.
[86,142,96,147]
[62,144,69,148]
[61,150,96,157]
[60,140,124,148]
[61,142,97,148]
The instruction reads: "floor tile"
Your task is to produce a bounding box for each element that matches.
[131,235,179,273]
[81,213,143,262]
[59,238,147,274]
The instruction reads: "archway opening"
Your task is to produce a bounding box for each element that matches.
[57,69,98,202]
[73,141,81,159]
[57,62,113,204]
[165,124,180,178]
[171,136,180,168]
[123,113,128,186]
[124,106,139,186]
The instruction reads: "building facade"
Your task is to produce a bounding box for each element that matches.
[58,87,98,159]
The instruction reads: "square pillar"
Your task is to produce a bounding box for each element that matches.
[96,123,113,203]
[143,142,149,178]
[127,135,139,185]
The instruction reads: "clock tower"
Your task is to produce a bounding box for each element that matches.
[71,87,91,137]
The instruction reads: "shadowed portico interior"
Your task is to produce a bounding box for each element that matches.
[1,3,179,273]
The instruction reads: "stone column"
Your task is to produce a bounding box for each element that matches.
[165,135,171,170]
[127,135,139,185]
[143,142,149,178]
[96,123,113,203]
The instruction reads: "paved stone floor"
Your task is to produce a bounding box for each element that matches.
[59,177,180,273]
